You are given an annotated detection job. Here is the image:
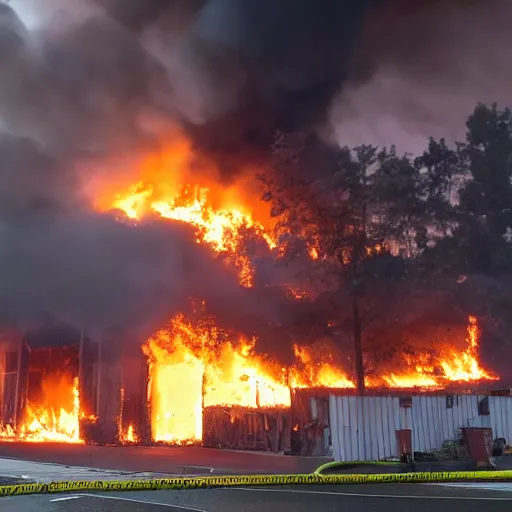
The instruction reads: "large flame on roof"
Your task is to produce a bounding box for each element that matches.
[90,136,276,288]
[115,183,275,287]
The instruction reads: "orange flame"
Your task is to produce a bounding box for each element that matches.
[0,138,496,447]
[90,137,277,289]
[108,182,276,288]
[290,345,355,389]
[440,315,496,382]
[143,314,291,444]
[294,317,496,392]
[376,353,440,389]
[141,312,497,444]
[119,424,138,444]
[0,374,83,443]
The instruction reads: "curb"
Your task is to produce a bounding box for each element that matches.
[2,470,512,497]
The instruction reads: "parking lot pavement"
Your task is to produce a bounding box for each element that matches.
[0,443,329,475]
[2,484,512,512]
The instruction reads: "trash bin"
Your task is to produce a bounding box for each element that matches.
[461,427,493,468]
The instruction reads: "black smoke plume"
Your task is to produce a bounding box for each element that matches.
[98,0,373,177]
[0,0,506,344]
[96,0,508,170]
[0,0,373,341]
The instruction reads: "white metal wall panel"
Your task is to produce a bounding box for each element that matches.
[329,394,512,462]
[489,396,512,442]
[329,395,401,461]
[411,395,482,452]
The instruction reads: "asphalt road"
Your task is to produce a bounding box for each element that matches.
[2,484,512,512]
[0,443,328,475]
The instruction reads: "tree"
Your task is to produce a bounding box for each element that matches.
[456,103,512,274]
[261,133,412,393]
[415,137,463,238]
[419,104,512,277]
[371,146,427,255]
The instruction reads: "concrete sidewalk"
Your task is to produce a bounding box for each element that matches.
[0,458,174,484]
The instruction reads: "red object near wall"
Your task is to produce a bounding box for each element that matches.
[461,427,493,467]
[396,429,412,456]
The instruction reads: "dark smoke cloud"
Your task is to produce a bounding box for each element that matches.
[0,130,277,341]
[0,0,376,343]
[0,1,296,342]
[136,0,373,178]
[98,0,507,170]
[2,0,505,345]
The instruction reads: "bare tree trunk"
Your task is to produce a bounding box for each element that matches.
[352,294,365,395]
[352,160,367,396]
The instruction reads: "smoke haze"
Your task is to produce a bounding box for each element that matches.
[330,0,512,153]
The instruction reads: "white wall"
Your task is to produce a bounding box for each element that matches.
[329,394,510,462]
[489,396,512,441]
[329,395,404,461]
[411,395,488,452]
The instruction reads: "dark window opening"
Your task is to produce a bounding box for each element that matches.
[399,396,412,408]
[478,396,490,416]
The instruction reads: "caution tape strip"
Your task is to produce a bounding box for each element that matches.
[1,471,512,497]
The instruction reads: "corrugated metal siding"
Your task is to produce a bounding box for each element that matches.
[330,395,408,461]
[489,396,512,442]
[329,394,512,462]
[411,395,485,452]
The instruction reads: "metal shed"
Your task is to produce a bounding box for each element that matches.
[329,392,512,462]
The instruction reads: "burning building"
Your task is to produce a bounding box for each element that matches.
[0,107,505,450]
[0,96,504,451]
[0,0,511,461]
[0,165,502,452]
[0,309,506,459]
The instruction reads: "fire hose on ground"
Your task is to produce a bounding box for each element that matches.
[2,465,512,497]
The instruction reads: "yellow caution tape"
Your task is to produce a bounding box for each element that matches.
[1,471,512,497]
